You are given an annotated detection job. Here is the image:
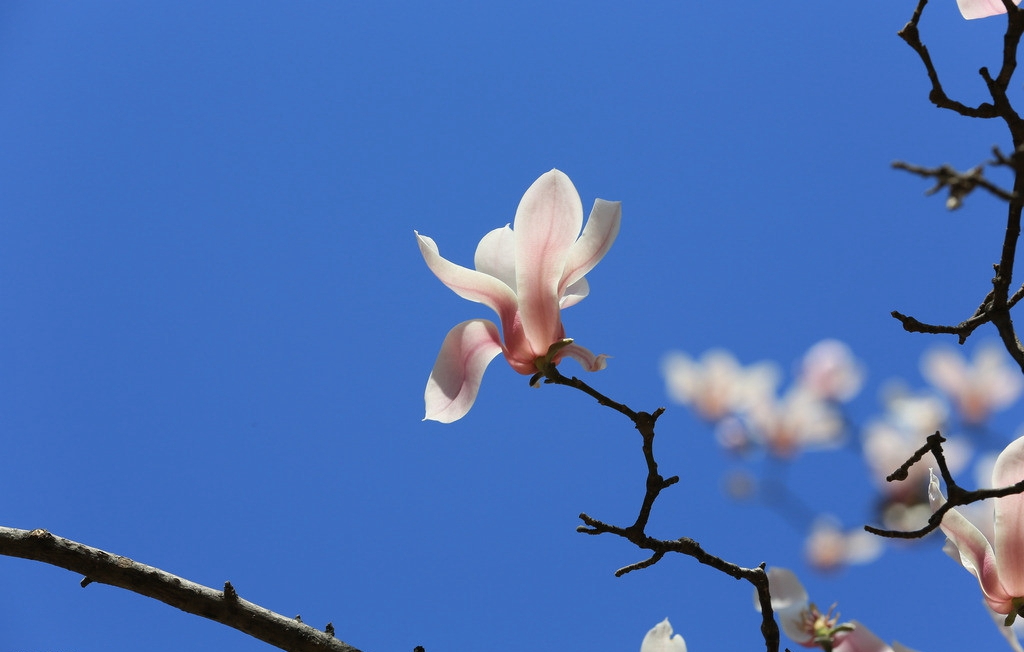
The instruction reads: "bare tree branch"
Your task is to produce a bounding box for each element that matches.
[893,0,1024,372]
[864,432,1024,540]
[0,527,362,652]
[892,161,1016,209]
[539,362,782,652]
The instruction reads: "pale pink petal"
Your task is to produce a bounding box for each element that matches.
[556,342,609,372]
[514,169,582,353]
[957,0,1022,19]
[755,567,812,645]
[834,622,893,652]
[993,435,1024,596]
[986,606,1024,652]
[640,619,687,652]
[560,198,622,295]
[560,276,589,308]
[929,471,1014,612]
[424,320,503,423]
[473,225,517,290]
[416,231,519,329]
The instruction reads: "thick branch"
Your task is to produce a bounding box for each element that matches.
[0,527,361,652]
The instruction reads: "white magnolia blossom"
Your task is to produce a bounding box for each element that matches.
[921,343,1023,425]
[640,618,687,652]
[756,568,921,652]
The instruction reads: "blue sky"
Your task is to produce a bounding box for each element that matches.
[2,2,1023,651]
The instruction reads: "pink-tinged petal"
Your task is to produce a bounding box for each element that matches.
[474,225,517,290]
[560,277,589,308]
[424,320,503,423]
[834,622,893,652]
[986,605,1024,652]
[993,435,1024,595]
[560,198,622,295]
[514,170,582,352]
[416,231,519,328]
[957,0,1022,19]
[929,470,1014,612]
[640,618,687,652]
[556,342,609,372]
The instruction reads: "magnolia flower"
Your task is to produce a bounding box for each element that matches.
[417,169,620,422]
[929,434,1024,620]
[640,618,687,652]
[921,343,1023,425]
[957,0,1023,19]
[756,568,919,652]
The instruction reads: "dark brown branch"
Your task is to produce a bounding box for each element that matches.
[890,308,990,345]
[897,0,998,118]
[539,361,781,652]
[0,527,361,652]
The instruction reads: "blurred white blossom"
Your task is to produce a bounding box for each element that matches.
[862,384,970,529]
[805,517,884,572]
[921,343,1023,425]
[746,387,846,457]
[798,339,865,402]
[662,350,779,421]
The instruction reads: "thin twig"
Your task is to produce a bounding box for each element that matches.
[892,161,1016,208]
[540,359,781,652]
[864,433,1024,539]
[893,0,1024,369]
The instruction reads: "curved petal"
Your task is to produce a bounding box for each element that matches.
[556,342,608,372]
[834,622,892,652]
[993,435,1024,595]
[560,277,589,308]
[957,0,1021,19]
[560,198,622,295]
[640,618,687,652]
[416,232,519,328]
[424,320,503,423]
[988,606,1024,652]
[474,225,517,291]
[514,169,582,352]
[929,470,1014,612]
